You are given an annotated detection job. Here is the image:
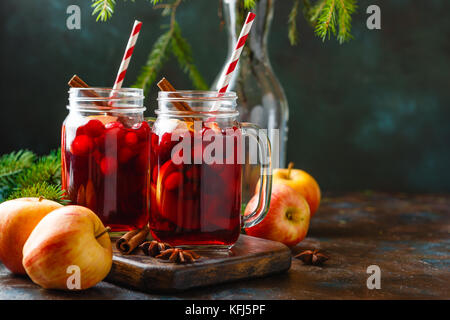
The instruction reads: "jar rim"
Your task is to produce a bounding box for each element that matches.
[157,90,237,102]
[69,87,144,100]
[69,87,144,93]
[68,87,145,112]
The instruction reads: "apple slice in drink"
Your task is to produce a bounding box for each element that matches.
[155,159,178,211]
[155,160,202,229]
[85,180,97,211]
[76,185,86,206]
[204,121,221,133]
[155,159,182,224]
[150,184,158,218]
[87,115,118,125]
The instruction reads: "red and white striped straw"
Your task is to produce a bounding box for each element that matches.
[113,20,142,90]
[211,12,256,111]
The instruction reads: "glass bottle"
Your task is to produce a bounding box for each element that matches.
[212,0,289,200]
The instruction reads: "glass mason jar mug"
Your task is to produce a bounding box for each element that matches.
[61,88,150,232]
[149,91,272,250]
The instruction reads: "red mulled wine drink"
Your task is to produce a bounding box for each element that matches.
[62,88,149,232]
[150,121,243,246]
[149,91,272,250]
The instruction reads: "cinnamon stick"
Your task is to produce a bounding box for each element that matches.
[157,77,198,123]
[68,74,89,88]
[157,77,193,112]
[116,225,149,255]
[68,75,107,107]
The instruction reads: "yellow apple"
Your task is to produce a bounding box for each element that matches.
[22,205,112,290]
[245,183,310,247]
[0,197,62,274]
[258,162,321,216]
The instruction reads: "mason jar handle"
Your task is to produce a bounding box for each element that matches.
[240,122,272,228]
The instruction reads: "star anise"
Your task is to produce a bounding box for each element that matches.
[139,240,173,257]
[156,248,201,264]
[294,249,329,266]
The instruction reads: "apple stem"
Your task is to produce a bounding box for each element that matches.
[38,196,44,202]
[95,226,111,239]
[287,162,294,179]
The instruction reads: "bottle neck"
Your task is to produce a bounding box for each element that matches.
[223,0,274,62]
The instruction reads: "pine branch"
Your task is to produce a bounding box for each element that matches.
[7,182,69,205]
[171,22,208,90]
[133,28,174,94]
[150,0,167,4]
[0,150,36,191]
[288,0,300,46]
[301,0,313,22]
[310,0,356,43]
[314,0,337,41]
[244,0,257,9]
[336,0,356,43]
[309,0,327,24]
[91,0,116,22]
[133,0,207,92]
[15,150,61,189]
[0,149,64,203]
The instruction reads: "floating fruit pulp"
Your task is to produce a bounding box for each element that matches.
[62,118,150,231]
[149,120,243,247]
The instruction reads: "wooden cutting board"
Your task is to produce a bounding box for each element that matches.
[105,235,292,292]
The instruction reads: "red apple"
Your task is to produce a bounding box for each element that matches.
[245,184,310,247]
[0,197,63,274]
[256,162,321,216]
[22,205,112,290]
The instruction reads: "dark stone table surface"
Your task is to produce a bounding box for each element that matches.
[1,192,449,300]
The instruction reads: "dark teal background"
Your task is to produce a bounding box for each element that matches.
[0,0,449,192]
